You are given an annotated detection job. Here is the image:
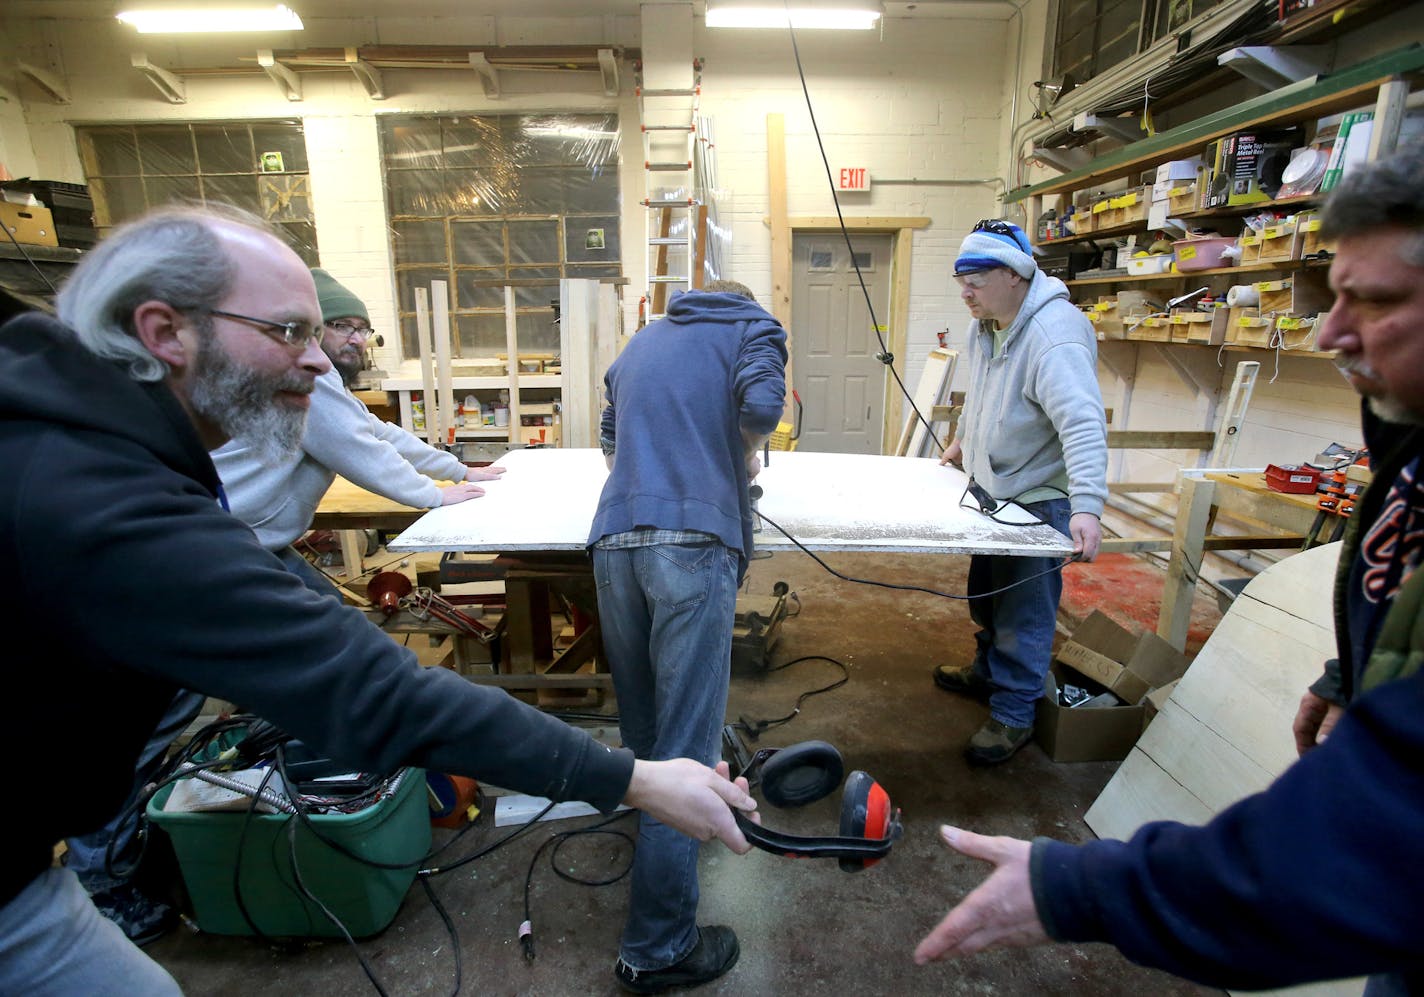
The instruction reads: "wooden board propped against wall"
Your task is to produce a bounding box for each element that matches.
[1084,542,1365,997]
[895,347,956,458]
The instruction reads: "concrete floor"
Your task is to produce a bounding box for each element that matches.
[145,549,1221,996]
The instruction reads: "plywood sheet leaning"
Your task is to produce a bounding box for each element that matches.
[895,347,956,458]
[1085,542,1364,997]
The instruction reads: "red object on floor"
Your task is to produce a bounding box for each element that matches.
[1060,553,1221,655]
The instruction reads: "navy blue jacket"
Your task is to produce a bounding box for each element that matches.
[589,290,787,579]
[1030,410,1424,989]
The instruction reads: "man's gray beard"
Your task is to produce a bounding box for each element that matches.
[1369,395,1424,427]
[1337,355,1424,426]
[189,334,310,461]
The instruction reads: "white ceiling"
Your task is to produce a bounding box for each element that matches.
[3,1,1019,22]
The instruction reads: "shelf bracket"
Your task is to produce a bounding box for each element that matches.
[17,62,70,104]
[598,48,619,97]
[1151,342,1216,396]
[257,49,303,101]
[1217,46,1329,91]
[468,52,501,99]
[1097,341,1137,384]
[1072,112,1146,145]
[130,53,186,104]
[1029,144,1091,174]
[345,47,385,100]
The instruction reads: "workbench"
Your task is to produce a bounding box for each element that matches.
[367,448,1072,700]
[1153,470,1323,651]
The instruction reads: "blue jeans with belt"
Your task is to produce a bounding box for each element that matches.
[592,541,739,971]
[967,497,1072,729]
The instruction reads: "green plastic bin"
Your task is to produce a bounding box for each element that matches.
[147,767,430,938]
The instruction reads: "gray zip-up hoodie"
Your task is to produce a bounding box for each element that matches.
[957,270,1107,519]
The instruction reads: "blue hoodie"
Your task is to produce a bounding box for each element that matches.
[588,290,787,579]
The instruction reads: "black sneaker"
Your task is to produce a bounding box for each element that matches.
[90,883,176,947]
[932,664,992,701]
[615,925,740,994]
[965,719,1034,765]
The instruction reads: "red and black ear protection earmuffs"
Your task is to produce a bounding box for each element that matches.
[729,738,902,872]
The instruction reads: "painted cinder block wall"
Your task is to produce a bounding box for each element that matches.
[0,4,1367,484]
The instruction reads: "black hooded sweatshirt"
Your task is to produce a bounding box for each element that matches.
[0,313,632,906]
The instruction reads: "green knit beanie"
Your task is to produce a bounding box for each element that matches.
[310,268,369,324]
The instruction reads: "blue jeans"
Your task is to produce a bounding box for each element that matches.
[64,687,208,892]
[0,868,180,995]
[592,542,739,971]
[967,498,1072,729]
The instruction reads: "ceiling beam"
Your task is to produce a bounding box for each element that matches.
[257,49,303,101]
[344,46,385,99]
[17,62,70,104]
[468,52,500,98]
[130,53,186,104]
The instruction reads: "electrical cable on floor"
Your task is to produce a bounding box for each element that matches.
[519,809,638,963]
[731,654,850,739]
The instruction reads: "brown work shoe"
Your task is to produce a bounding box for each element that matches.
[932,664,991,700]
[965,719,1033,765]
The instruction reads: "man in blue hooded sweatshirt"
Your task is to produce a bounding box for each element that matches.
[932,220,1108,764]
[589,279,787,993]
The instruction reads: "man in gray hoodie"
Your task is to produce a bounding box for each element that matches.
[932,220,1107,764]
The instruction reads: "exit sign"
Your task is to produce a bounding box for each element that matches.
[837,167,870,191]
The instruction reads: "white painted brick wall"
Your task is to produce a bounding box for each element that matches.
[0,5,1366,469]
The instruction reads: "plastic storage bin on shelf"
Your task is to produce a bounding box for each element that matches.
[1173,236,1238,272]
[147,766,429,938]
[1126,254,1173,276]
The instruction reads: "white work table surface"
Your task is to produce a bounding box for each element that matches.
[388,448,1073,556]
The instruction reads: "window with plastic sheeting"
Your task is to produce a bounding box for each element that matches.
[74,121,318,264]
[379,113,622,361]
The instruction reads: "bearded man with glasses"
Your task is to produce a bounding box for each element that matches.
[0,205,757,994]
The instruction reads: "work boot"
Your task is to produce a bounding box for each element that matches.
[932,664,991,701]
[965,719,1033,765]
[90,883,176,947]
[615,925,740,994]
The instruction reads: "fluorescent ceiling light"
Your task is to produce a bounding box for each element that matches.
[116,4,304,34]
[706,1,883,29]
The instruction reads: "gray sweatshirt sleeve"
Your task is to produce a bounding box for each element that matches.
[301,371,452,509]
[1034,336,1108,519]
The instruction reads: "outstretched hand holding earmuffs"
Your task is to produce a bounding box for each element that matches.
[725,732,903,872]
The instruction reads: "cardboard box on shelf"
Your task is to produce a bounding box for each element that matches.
[1154,158,1202,185]
[0,202,58,247]
[1035,611,1192,762]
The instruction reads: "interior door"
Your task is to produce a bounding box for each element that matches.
[791,232,893,454]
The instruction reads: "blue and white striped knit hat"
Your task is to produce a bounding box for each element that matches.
[954,221,1037,279]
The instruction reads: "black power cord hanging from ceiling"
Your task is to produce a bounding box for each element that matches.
[781,5,944,455]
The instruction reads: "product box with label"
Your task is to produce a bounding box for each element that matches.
[0,202,58,247]
[1035,610,1192,762]
[1222,128,1302,205]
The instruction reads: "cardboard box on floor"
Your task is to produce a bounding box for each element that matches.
[1036,610,1191,762]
